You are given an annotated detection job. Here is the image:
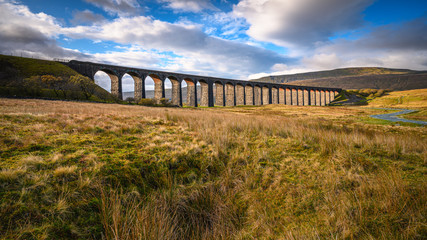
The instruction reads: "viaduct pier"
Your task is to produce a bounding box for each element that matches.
[64,60,341,107]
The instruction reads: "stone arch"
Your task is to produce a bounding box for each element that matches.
[94,69,121,99]
[144,74,164,103]
[166,76,180,106]
[184,78,197,107]
[123,72,143,102]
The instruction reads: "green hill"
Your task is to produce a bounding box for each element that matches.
[251,67,427,90]
[0,55,117,102]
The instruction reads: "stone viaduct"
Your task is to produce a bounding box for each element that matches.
[64,60,341,107]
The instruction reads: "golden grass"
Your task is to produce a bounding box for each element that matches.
[367,88,427,108]
[0,98,426,239]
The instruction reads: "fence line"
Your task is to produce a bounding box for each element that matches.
[0,51,70,62]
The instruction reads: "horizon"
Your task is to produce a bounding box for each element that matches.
[0,0,426,91]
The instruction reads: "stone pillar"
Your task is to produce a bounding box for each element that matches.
[171,79,181,106]
[329,91,334,103]
[132,75,143,102]
[236,84,245,105]
[272,88,278,104]
[215,83,224,106]
[297,89,303,106]
[316,90,321,106]
[279,88,285,104]
[286,88,292,105]
[262,87,269,105]
[109,73,122,100]
[150,75,163,103]
[292,88,298,105]
[186,79,197,107]
[303,89,310,106]
[245,85,254,105]
[254,86,261,105]
[320,91,325,106]
[200,81,209,107]
[225,83,235,106]
[310,90,316,106]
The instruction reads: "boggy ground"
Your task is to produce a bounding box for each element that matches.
[0,98,426,239]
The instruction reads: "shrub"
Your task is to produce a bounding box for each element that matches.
[69,75,98,100]
[125,97,135,103]
[138,98,156,106]
[159,98,172,106]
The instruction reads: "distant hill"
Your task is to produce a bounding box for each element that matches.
[251,67,427,90]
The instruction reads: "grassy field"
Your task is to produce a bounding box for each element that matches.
[0,97,426,239]
[363,89,427,121]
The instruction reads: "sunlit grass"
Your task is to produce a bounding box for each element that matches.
[0,98,425,239]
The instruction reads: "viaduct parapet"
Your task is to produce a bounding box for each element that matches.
[63,60,342,107]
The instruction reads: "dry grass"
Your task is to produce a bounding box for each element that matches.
[367,88,427,108]
[0,98,426,239]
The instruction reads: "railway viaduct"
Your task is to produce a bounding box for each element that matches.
[64,60,342,107]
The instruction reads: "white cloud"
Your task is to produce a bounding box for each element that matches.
[62,15,292,78]
[70,10,106,25]
[84,0,141,16]
[233,0,374,47]
[158,0,218,12]
[0,0,87,59]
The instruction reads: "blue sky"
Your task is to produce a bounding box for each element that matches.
[0,0,426,91]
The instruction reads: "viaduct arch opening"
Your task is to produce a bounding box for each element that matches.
[122,73,135,101]
[94,71,112,93]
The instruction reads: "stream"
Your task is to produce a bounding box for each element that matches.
[370,108,427,125]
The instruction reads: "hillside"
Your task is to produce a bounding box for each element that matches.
[0,55,117,102]
[251,67,427,90]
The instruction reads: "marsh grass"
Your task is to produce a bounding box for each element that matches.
[0,98,426,239]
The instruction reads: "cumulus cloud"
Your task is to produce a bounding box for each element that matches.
[63,15,293,78]
[0,0,88,59]
[233,0,374,47]
[306,17,427,70]
[249,16,427,79]
[70,10,106,25]
[158,0,218,12]
[84,0,141,16]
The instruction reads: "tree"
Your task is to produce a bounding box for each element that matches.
[70,75,97,100]
[41,75,69,98]
[23,76,42,96]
